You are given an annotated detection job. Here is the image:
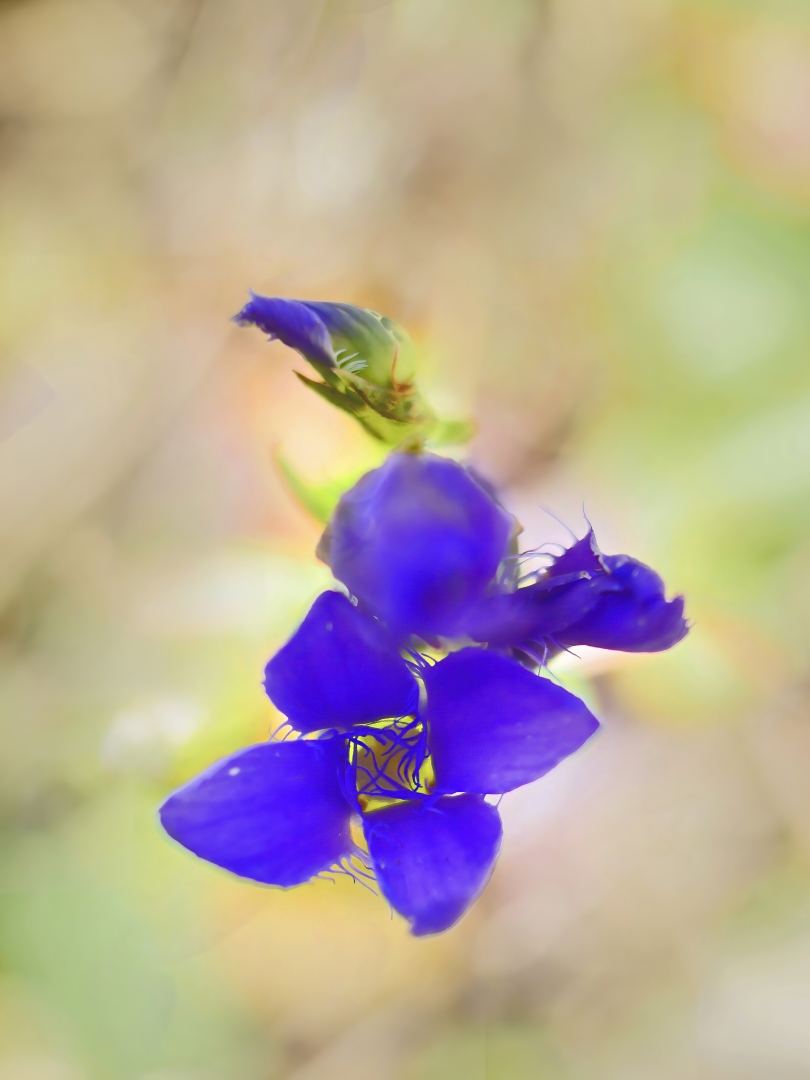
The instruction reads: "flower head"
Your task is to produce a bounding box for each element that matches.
[160,586,600,935]
[161,293,693,936]
[160,734,505,936]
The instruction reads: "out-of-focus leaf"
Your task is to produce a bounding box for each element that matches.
[275,451,373,523]
[428,418,476,447]
[0,880,173,1076]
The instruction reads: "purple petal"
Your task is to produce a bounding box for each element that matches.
[603,554,667,599]
[544,529,604,579]
[233,295,335,367]
[469,529,689,655]
[363,794,502,935]
[263,591,418,733]
[159,739,353,887]
[424,648,600,794]
[321,453,515,640]
[467,574,621,648]
[555,554,688,652]
[559,591,688,651]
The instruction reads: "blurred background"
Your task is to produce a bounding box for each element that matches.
[1,0,810,1077]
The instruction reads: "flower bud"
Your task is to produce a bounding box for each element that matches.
[233,293,415,389]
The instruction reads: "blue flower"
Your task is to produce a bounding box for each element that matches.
[159,590,599,935]
[468,529,688,658]
[158,451,687,935]
[317,451,516,641]
[160,739,504,937]
[233,293,415,389]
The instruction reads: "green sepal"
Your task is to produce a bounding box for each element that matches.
[294,372,366,417]
[306,358,347,393]
[342,377,411,421]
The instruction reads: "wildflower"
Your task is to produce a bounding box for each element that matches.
[160,735,505,936]
[160,591,599,935]
[317,451,516,641]
[468,529,688,658]
[160,296,692,937]
[233,294,415,390]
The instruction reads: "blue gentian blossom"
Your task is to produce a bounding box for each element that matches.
[160,589,599,934]
[160,737,505,936]
[159,452,686,934]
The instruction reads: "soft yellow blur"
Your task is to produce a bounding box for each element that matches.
[1,0,809,1077]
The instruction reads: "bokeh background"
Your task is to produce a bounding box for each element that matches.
[1,0,810,1077]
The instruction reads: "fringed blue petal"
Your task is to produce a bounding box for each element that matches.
[159,738,353,887]
[233,294,336,367]
[320,453,515,640]
[468,531,688,656]
[363,794,502,936]
[424,648,599,794]
[543,528,604,579]
[557,555,688,651]
[467,575,621,648]
[264,591,418,734]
